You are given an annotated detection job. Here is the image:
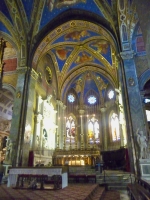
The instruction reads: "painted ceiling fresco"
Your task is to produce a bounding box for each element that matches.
[40,0,104,30]
[0,0,141,110]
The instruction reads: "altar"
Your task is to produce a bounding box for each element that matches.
[7,166,68,189]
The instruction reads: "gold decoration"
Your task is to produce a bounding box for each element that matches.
[45,66,52,85]
[16,91,21,98]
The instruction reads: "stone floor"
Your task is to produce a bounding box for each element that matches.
[119,190,130,200]
[0,183,130,200]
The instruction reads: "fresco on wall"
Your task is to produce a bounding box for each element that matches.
[132,26,146,56]
[3,42,17,59]
[74,78,83,93]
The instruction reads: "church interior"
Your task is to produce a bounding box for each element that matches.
[0,1,150,197]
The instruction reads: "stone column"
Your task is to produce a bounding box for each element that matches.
[120,50,147,174]
[79,109,85,150]
[56,100,64,149]
[100,107,107,151]
[8,66,28,167]
[63,105,66,150]
[21,69,38,166]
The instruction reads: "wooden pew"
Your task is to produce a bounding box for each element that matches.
[127,183,150,200]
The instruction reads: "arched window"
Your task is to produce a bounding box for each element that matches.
[110,113,120,141]
[66,115,76,139]
[88,117,100,143]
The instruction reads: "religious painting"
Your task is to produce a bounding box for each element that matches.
[75,78,82,93]
[47,0,86,11]
[75,52,94,64]
[97,76,107,90]
[66,116,76,139]
[55,47,72,60]
[3,42,17,59]
[90,40,109,54]
[64,30,90,41]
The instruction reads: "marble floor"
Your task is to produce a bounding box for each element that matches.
[119,190,130,200]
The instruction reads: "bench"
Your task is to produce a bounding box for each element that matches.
[127,183,150,200]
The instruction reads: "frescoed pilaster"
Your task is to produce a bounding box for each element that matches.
[120,50,147,174]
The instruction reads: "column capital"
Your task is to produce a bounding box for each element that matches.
[16,66,28,74]
[34,113,42,123]
[100,107,106,113]
[56,100,64,107]
[63,105,66,110]
[120,50,135,60]
[78,109,85,115]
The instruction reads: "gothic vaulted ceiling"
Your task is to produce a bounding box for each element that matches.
[0,0,138,120]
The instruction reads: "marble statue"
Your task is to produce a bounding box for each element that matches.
[4,137,13,164]
[136,128,148,159]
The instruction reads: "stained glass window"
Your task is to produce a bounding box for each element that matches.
[111,113,120,141]
[66,116,76,138]
[88,117,100,143]
[88,95,97,104]
[68,93,75,103]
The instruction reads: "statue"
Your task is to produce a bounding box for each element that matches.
[136,128,148,159]
[4,137,13,164]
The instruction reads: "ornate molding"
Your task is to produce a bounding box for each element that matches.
[16,66,28,74]
[31,68,38,80]
[120,50,135,60]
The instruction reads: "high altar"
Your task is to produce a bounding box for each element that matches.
[29,95,102,167]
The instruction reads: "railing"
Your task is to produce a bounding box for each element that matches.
[102,170,134,184]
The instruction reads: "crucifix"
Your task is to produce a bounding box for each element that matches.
[0,38,6,78]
